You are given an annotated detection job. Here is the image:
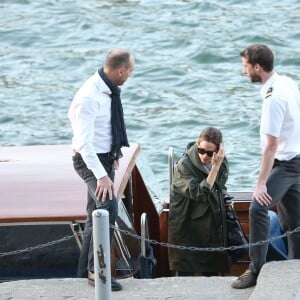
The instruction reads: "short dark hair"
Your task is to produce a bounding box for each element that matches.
[197,127,222,148]
[105,50,132,70]
[240,44,274,72]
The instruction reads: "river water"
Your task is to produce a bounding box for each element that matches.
[1,0,300,196]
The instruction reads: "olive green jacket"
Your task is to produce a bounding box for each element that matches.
[168,142,231,273]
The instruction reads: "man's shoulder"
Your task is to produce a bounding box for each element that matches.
[274,73,298,88]
[271,74,299,99]
[77,72,110,97]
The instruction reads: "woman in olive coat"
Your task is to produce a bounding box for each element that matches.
[168,127,231,276]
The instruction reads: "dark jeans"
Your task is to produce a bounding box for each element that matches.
[249,155,300,274]
[72,152,118,277]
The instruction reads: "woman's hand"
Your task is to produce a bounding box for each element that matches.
[206,143,225,189]
[212,143,224,168]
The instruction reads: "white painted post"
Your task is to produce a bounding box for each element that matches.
[92,209,112,300]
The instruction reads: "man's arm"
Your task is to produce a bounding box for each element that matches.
[253,134,278,206]
[73,97,114,202]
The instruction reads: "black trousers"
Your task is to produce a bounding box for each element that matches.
[249,155,300,274]
[72,152,118,276]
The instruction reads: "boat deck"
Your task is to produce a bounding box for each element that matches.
[0,143,140,225]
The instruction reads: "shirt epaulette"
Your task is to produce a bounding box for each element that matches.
[265,87,273,99]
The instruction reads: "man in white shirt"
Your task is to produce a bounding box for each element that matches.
[68,49,135,291]
[232,44,300,289]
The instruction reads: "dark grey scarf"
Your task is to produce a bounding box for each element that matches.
[98,68,129,160]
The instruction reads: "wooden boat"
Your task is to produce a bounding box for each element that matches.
[0,143,141,279]
[0,143,282,280]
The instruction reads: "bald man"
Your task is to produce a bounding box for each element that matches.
[68,49,135,291]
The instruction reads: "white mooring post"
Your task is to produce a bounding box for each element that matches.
[92,209,112,300]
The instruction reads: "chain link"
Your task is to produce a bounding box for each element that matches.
[0,225,299,257]
[112,224,300,252]
[0,235,74,257]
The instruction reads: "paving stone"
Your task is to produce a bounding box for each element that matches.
[1,261,300,300]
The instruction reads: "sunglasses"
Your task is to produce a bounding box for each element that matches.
[197,148,215,157]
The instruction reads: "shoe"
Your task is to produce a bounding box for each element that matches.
[111,277,122,291]
[231,269,257,289]
[88,271,95,287]
[88,271,122,291]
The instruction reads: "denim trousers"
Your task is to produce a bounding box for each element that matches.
[72,152,118,277]
[249,156,300,274]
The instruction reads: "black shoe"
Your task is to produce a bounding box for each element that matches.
[111,277,122,291]
[88,272,122,291]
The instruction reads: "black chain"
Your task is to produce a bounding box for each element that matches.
[112,224,300,252]
[0,225,299,257]
[0,235,74,257]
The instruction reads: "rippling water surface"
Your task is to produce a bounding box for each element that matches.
[1,0,300,195]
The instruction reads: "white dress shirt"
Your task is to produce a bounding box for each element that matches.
[260,72,300,160]
[68,71,113,179]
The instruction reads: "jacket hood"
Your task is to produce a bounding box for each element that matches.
[186,142,203,170]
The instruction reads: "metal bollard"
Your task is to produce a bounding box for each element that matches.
[92,209,112,300]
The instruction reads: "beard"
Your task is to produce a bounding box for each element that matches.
[249,72,262,83]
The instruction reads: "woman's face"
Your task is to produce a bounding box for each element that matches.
[197,140,218,164]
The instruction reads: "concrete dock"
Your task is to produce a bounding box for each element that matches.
[0,260,300,300]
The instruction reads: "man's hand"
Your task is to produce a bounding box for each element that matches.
[95,175,114,202]
[253,134,277,206]
[253,182,272,206]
